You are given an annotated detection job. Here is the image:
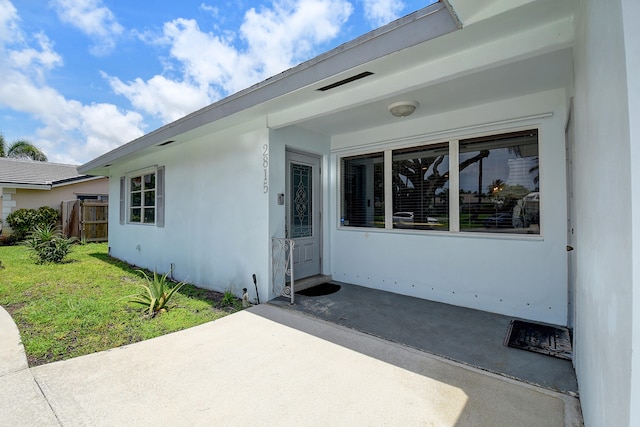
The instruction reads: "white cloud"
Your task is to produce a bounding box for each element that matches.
[241,0,353,79]
[107,0,353,122]
[0,1,144,164]
[0,0,20,42]
[34,101,145,164]
[50,0,124,56]
[199,3,219,16]
[105,73,212,123]
[8,33,62,80]
[362,0,404,27]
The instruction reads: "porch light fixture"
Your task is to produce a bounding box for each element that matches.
[388,101,419,118]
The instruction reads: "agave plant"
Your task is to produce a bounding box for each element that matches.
[123,270,186,317]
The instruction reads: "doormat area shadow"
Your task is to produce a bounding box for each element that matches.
[504,320,573,360]
[296,283,341,297]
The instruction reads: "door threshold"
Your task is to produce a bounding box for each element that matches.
[291,275,332,292]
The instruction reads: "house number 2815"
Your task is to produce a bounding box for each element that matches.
[263,144,269,193]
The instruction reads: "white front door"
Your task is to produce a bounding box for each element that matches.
[286,150,322,280]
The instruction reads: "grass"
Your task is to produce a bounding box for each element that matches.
[0,243,243,366]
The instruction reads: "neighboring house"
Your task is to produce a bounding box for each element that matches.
[79,1,640,425]
[0,157,108,236]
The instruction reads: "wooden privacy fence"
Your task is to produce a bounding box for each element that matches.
[62,200,108,242]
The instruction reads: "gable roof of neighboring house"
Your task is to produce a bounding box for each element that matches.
[0,157,101,190]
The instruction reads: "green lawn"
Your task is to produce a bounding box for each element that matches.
[0,243,241,366]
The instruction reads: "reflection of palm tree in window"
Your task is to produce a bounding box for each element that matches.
[530,157,539,188]
[489,179,505,194]
[394,150,490,222]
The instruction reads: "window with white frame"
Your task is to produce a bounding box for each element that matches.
[129,172,155,223]
[340,129,540,235]
[120,166,165,227]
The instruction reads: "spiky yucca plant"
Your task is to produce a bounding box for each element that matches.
[23,224,74,264]
[124,270,185,317]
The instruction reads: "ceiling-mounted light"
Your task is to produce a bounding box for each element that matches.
[388,101,419,118]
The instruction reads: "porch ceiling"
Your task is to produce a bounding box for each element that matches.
[288,47,573,138]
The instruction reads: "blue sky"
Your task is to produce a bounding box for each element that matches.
[0,0,434,165]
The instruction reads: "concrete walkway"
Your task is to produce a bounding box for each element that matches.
[0,304,582,426]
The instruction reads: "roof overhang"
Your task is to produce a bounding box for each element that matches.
[0,175,103,190]
[0,183,51,190]
[51,175,105,188]
[79,2,458,175]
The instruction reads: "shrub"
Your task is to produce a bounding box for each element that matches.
[221,290,236,306]
[123,271,186,317]
[35,206,60,226]
[7,206,61,241]
[23,224,75,264]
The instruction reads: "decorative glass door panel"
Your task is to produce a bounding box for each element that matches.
[291,164,313,238]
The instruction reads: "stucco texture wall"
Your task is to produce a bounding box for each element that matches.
[573,0,637,425]
[107,121,271,302]
[13,179,108,211]
[331,89,569,325]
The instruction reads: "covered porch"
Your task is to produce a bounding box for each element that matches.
[271,281,578,395]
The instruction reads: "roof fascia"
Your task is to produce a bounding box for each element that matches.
[51,175,105,188]
[79,2,458,174]
[0,183,51,190]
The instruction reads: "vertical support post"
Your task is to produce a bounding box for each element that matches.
[289,240,295,305]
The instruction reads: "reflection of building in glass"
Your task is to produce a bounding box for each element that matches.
[506,158,535,188]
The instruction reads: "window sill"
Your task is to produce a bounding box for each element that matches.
[337,225,544,241]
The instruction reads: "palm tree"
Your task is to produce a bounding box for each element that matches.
[0,134,48,161]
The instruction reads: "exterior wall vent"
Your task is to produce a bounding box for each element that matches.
[316,71,374,92]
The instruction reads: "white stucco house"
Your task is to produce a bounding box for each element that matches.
[79,1,639,425]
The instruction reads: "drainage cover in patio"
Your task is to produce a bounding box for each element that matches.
[504,320,573,360]
[296,283,341,297]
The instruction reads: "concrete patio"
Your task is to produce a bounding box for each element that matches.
[272,281,579,394]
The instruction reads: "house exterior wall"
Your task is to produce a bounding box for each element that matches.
[0,187,16,236]
[330,89,568,325]
[107,120,272,301]
[1,178,108,236]
[624,1,640,425]
[573,0,639,425]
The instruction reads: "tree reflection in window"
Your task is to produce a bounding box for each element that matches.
[459,130,539,234]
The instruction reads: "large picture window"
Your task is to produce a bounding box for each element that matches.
[340,129,540,235]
